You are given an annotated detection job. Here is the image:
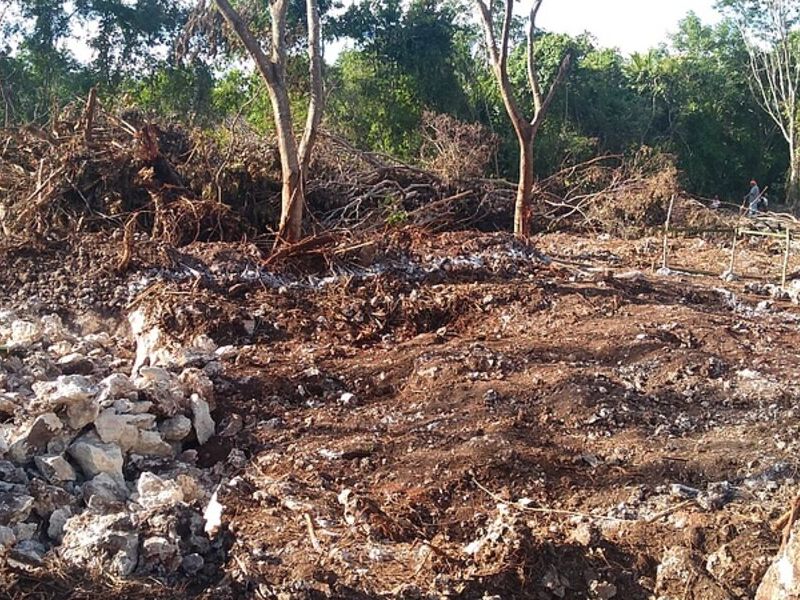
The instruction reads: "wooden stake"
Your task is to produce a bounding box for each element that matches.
[645,499,696,524]
[728,228,739,277]
[303,513,322,553]
[662,194,676,270]
[36,159,44,234]
[728,192,754,278]
[83,87,98,143]
[782,227,791,290]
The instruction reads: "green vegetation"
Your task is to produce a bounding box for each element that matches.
[0,0,795,203]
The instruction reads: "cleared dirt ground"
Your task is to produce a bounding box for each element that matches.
[3,228,800,599]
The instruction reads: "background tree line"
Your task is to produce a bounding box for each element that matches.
[0,0,791,204]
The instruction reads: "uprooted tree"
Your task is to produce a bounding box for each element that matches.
[475,0,572,237]
[211,0,323,243]
[720,0,800,206]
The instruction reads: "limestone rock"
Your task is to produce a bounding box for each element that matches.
[83,473,127,512]
[9,320,42,346]
[95,409,139,451]
[136,472,184,510]
[60,512,139,576]
[757,520,800,599]
[58,353,95,376]
[0,460,29,484]
[34,454,76,483]
[47,506,72,541]
[131,430,173,457]
[129,308,171,374]
[655,546,729,600]
[64,396,99,429]
[8,413,63,463]
[33,375,96,406]
[159,415,192,442]
[13,522,37,542]
[190,394,214,445]
[135,367,184,416]
[0,493,34,526]
[0,525,16,551]
[98,373,137,406]
[9,540,45,565]
[68,438,124,484]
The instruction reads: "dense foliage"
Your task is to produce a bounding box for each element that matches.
[0,0,793,202]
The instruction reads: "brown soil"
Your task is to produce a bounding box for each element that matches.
[4,227,800,599]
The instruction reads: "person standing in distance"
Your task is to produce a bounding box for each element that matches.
[746,179,761,216]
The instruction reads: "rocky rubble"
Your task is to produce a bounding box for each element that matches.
[0,310,227,579]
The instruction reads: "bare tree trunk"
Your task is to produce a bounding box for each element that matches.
[789,143,800,210]
[298,0,324,172]
[213,0,323,245]
[475,0,571,238]
[266,80,303,243]
[515,136,535,237]
[732,2,800,213]
[83,87,98,142]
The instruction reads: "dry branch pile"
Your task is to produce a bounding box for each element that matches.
[309,133,516,233]
[537,148,742,237]
[0,102,711,253]
[0,103,259,249]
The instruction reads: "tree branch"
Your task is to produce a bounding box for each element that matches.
[531,51,573,133]
[298,0,324,172]
[499,0,514,73]
[213,0,276,85]
[474,0,527,135]
[270,0,289,77]
[475,0,499,65]
[527,0,544,114]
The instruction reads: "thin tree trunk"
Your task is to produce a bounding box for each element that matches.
[267,85,303,243]
[214,0,323,245]
[279,166,303,242]
[475,0,570,238]
[298,0,324,172]
[789,143,800,210]
[515,136,535,237]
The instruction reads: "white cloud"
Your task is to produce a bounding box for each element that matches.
[327,0,722,61]
[535,0,721,55]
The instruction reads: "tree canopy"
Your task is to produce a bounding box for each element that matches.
[1,0,796,203]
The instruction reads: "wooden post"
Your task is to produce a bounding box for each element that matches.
[662,194,676,270]
[727,192,753,279]
[728,228,739,277]
[35,158,44,234]
[83,87,98,143]
[782,227,791,290]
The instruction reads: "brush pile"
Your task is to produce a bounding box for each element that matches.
[0,101,257,249]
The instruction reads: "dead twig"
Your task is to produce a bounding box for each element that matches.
[645,499,696,524]
[303,513,323,554]
[473,477,629,522]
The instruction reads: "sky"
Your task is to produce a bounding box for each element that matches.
[533,0,721,55]
[326,0,723,61]
[22,0,725,64]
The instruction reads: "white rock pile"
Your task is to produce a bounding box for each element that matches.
[0,310,228,578]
